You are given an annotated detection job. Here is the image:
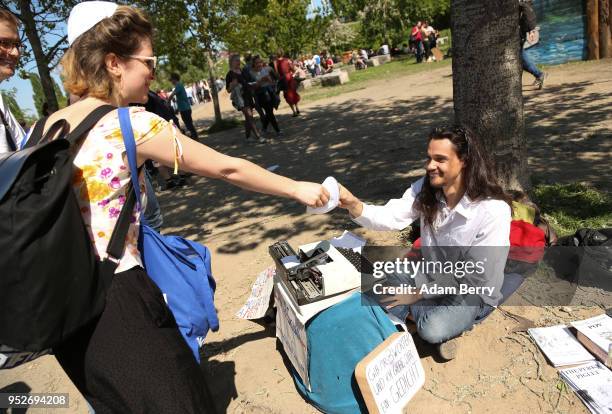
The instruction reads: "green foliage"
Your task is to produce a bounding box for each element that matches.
[24,72,67,116]
[330,0,451,48]
[1,88,25,122]
[223,0,330,57]
[532,183,612,237]
[319,19,359,53]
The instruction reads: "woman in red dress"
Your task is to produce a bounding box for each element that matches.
[275,50,301,117]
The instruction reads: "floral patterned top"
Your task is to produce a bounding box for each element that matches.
[29,106,180,273]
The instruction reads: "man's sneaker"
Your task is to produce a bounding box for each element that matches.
[534,72,547,90]
[437,337,460,361]
[257,136,267,144]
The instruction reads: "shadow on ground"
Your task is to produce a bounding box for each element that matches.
[158,77,610,254]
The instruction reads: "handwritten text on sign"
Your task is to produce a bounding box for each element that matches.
[357,332,425,414]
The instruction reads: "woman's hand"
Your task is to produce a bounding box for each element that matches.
[291,181,330,208]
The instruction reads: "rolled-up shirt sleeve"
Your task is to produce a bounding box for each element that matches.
[352,178,423,231]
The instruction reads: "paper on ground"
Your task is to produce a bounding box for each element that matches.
[559,361,612,414]
[571,314,612,355]
[236,267,275,320]
[528,325,595,367]
[306,176,340,214]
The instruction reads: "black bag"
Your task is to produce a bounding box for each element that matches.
[544,228,612,291]
[0,105,136,366]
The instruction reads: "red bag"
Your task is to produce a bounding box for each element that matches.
[509,220,546,263]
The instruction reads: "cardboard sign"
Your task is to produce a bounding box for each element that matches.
[275,284,310,389]
[355,332,425,414]
[236,267,275,320]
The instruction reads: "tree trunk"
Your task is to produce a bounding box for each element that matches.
[586,0,600,59]
[599,0,612,58]
[17,0,59,112]
[204,50,222,123]
[451,0,527,191]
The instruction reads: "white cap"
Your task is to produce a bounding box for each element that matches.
[67,1,119,46]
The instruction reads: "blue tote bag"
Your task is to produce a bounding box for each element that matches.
[118,107,219,362]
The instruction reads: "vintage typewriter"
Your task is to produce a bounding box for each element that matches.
[269,240,374,306]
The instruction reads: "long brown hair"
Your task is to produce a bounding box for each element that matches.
[414,125,512,226]
[61,6,153,100]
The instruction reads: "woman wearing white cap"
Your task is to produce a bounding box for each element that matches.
[33,2,329,413]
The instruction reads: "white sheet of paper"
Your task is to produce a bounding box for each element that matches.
[306,176,340,214]
[330,230,366,252]
[560,361,612,414]
[571,314,612,355]
[528,325,595,367]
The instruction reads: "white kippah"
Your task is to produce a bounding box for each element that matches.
[67,1,119,46]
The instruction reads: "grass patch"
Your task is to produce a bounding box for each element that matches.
[301,58,452,103]
[206,117,242,134]
[532,183,612,237]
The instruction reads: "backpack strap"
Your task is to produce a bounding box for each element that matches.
[105,106,143,262]
[105,180,138,262]
[24,105,116,150]
[65,105,116,145]
[117,107,142,209]
[23,115,50,149]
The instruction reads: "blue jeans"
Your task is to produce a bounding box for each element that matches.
[389,293,493,344]
[521,48,542,79]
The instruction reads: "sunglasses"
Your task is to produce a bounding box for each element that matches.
[0,39,23,53]
[128,55,157,74]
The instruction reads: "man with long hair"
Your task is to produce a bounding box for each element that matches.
[338,126,512,360]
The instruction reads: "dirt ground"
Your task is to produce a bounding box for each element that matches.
[1,59,611,414]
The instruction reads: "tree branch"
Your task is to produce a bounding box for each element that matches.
[0,1,21,18]
[44,35,68,62]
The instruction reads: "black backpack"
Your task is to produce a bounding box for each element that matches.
[0,105,136,367]
[544,228,612,292]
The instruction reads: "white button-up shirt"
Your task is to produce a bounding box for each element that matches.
[0,93,26,153]
[354,177,511,305]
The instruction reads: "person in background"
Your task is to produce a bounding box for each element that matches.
[410,21,424,63]
[144,90,186,191]
[0,9,26,153]
[275,50,301,117]
[423,22,438,62]
[520,0,546,89]
[215,77,225,92]
[312,52,322,76]
[251,55,281,137]
[226,53,263,143]
[167,73,199,140]
[322,54,334,74]
[379,42,390,55]
[293,60,307,82]
[242,53,266,128]
[201,79,211,102]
